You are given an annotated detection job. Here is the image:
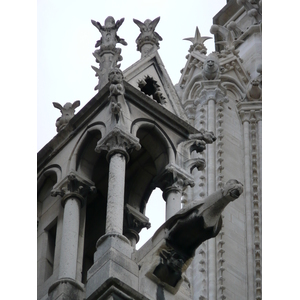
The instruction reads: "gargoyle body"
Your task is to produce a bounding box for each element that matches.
[150,180,243,289]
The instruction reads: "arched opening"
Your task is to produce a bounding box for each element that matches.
[76,130,109,284]
[136,188,165,250]
[37,169,59,283]
[123,123,173,246]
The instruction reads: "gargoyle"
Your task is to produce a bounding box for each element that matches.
[53,100,80,132]
[202,53,220,80]
[150,179,243,288]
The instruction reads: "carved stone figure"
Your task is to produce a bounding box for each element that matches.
[53,100,80,132]
[91,16,127,90]
[108,68,125,96]
[149,179,243,289]
[133,17,162,56]
[91,16,127,52]
[202,53,220,80]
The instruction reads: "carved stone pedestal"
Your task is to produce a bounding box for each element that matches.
[85,235,140,300]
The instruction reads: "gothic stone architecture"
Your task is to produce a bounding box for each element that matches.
[37,1,262,300]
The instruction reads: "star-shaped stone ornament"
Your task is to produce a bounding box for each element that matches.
[183,26,211,52]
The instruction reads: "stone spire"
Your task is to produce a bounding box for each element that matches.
[133,17,162,58]
[91,16,127,90]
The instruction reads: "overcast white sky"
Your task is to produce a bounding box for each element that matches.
[37,0,226,151]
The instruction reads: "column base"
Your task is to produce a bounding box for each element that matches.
[47,278,84,300]
[86,277,149,300]
[85,235,139,299]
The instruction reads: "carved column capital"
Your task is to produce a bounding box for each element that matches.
[194,81,228,107]
[156,163,195,200]
[239,109,251,124]
[95,127,141,162]
[51,173,96,207]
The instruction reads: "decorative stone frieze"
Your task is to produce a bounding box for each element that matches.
[133,17,162,58]
[198,243,208,300]
[53,100,80,132]
[91,16,127,90]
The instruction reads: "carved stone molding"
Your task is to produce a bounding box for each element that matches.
[95,127,141,162]
[238,101,262,124]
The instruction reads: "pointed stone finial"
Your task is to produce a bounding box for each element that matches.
[53,101,80,132]
[91,16,127,91]
[183,27,211,55]
[133,17,162,57]
[91,16,127,52]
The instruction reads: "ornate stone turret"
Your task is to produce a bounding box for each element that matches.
[91,16,127,90]
[133,17,163,58]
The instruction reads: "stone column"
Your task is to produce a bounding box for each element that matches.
[59,194,83,279]
[207,98,217,300]
[85,128,141,299]
[49,174,95,300]
[164,185,182,220]
[106,152,126,235]
[240,110,255,300]
[95,127,141,243]
[256,111,262,200]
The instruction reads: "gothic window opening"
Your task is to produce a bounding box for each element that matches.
[137,75,166,104]
[44,220,57,281]
[136,188,165,250]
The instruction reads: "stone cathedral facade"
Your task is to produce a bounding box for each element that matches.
[37,1,262,300]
